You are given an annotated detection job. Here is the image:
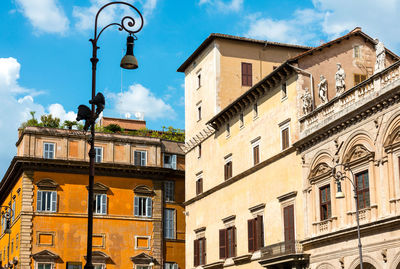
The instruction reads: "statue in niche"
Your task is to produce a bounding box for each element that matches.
[318,75,328,104]
[335,63,346,95]
[301,87,312,114]
[374,39,385,74]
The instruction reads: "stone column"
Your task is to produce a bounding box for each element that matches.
[19,171,34,269]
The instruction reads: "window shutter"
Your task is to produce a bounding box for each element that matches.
[141,152,147,166]
[228,162,232,178]
[134,151,141,166]
[37,191,42,212]
[233,226,237,257]
[241,63,247,86]
[253,145,259,165]
[203,238,207,265]
[224,164,228,180]
[199,178,203,194]
[134,196,139,216]
[248,219,255,252]
[219,229,226,259]
[50,191,57,212]
[146,197,152,217]
[171,155,177,170]
[248,64,252,86]
[173,264,178,269]
[256,216,264,249]
[101,194,107,214]
[194,239,199,266]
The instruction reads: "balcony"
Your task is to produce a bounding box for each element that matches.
[259,241,309,269]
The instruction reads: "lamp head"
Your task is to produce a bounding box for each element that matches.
[336,180,345,199]
[120,35,138,70]
[76,105,91,122]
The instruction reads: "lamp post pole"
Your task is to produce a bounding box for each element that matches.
[76,3,143,269]
[332,164,364,269]
[1,206,13,268]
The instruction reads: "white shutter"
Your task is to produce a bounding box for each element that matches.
[50,143,54,159]
[37,191,42,211]
[141,151,147,166]
[146,197,152,217]
[171,155,177,170]
[51,191,57,212]
[134,196,139,216]
[101,194,107,214]
[173,263,178,269]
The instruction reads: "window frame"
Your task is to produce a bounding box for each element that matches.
[94,146,103,163]
[281,82,287,100]
[353,45,361,59]
[280,121,290,150]
[164,208,176,239]
[43,142,55,159]
[248,215,264,252]
[196,177,203,195]
[134,196,152,217]
[219,226,236,259]
[163,154,177,170]
[224,155,233,180]
[94,193,107,215]
[354,73,367,85]
[194,237,206,266]
[134,150,147,166]
[36,262,54,269]
[251,139,260,166]
[164,262,178,269]
[37,190,57,213]
[319,184,331,220]
[241,62,252,87]
[356,170,370,209]
[164,181,175,202]
[197,105,202,121]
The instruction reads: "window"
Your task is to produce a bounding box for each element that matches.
[165,262,178,269]
[241,62,252,86]
[93,265,105,269]
[164,154,177,169]
[67,262,82,269]
[281,127,290,150]
[319,185,331,220]
[354,45,361,58]
[94,147,103,163]
[356,170,370,209]
[197,105,202,121]
[37,191,57,212]
[198,144,202,158]
[219,226,236,259]
[224,158,232,180]
[37,263,52,269]
[164,181,175,202]
[94,193,107,215]
[134,150,147,166]
[194,237,206,266]
[281,83,287,99]
[196,177,203,195]
[164,208,175,239]
[134,196,152,217]
[253,103,258,118]
[239,113,244,127]
[248,215,264,252]
[197,73,201,88]
[354,74,367,85]
[43,143,55,159]
[137,266,150,269]
[252,141,260,166]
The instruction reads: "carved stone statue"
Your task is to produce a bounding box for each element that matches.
[374,39,385,74]
[335,63,346,95]
[318,75,328,104]
[301,87,312,114]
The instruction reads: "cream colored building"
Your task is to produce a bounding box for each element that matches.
[180,28,400,269]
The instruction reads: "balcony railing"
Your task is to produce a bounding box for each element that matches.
[261,240,303,259]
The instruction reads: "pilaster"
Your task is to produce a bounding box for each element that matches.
[152,180,163,269]
[19,171,34,269]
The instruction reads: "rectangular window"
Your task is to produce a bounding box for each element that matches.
[93,265,105,269]
[164,181,175,202]
[94,194,107,215]
[134,150,147,166]
[196,177,203,195]
[239,113,244,127]
[134,196,152,217]
[356,170,370,209]
[164,263,178,269]
[43,143,55,159]
[224,161,232,180]
[198,144,202,158]
[38,263,52,269]
[241,62,252,86]
[354,74,367,85]
[194,237,206,266]
[37,191,57,212]
[354,45,361,58]
[219,226,236,259]
[198,105,202,121]
[253,144,260,165]
[94,147,103,163]
[164,208,175,239]
[198,73,201,88]
[226,123,230,137]
[164,154,177,169]
[281,83,287,99]
[67,262,82,269]
[281,127,289,150]
[248,215,264,252]
[319,185,331,220]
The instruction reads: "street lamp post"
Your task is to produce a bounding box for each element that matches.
[75,2,143,269]
[1,206,13,268]
[332,164,364,269]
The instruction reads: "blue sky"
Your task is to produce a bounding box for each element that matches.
[0,0,400,173]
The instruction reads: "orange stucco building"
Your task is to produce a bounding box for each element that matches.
[0,120,185,269]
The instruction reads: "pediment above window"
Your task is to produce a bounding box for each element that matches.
[32,250,60,262]
[308,163,331,182]
[133,185,155,195]
[86,182,109,192]
[344,144,374,164]
[384,125,400,149]
[130,252,157,265]
[84,251,110,263]
[36,179,58,190]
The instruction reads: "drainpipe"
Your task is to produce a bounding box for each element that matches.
[287,64,315,111]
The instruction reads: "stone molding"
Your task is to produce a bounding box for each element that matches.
[20,171,34,268]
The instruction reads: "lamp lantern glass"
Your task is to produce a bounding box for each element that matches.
[120,35,138,69]
[336,180,345,199]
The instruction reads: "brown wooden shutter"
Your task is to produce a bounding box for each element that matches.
[134,151,141,165]
[256,216,264,250]
[224,163,228,180]
[248,219,255,252]
[199,178,203,194]
[228,162,232,178]
[194,239,199,266]
[202,238,207,265]
[242,63,252,86]
[361,74,367,82]
[284,205,295,251]
[253,145,259,165]
[219,229,226,259]
[354,74,361,85]
[282,128,289,149]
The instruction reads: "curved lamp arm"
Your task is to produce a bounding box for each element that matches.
[332,163,356,188]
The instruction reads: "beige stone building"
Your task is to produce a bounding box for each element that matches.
[179,28,400,269]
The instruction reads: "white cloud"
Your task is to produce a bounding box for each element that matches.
[15,0,69,34]
[0,57,76,173]
[73,0,157,32]
[199,0,243,12]
[108,83,175,120]
[48,103,77,122]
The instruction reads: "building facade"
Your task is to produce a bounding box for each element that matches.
[180,28,400,269]
[0,119,185,269]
